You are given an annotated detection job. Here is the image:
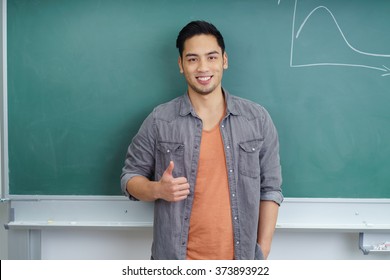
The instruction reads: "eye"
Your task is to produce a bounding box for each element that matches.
[187,57,197,62]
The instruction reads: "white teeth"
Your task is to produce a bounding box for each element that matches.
[197,76,211,81]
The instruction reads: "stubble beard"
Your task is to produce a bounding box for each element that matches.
[188,81,218,96]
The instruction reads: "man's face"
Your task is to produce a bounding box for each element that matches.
[178,34,228,96]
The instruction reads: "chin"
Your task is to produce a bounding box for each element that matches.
[190,85,217,96]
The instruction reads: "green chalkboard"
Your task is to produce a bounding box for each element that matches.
[7,0,390,197]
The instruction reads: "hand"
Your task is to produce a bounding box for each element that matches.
[260,243,271,260]
[157,161,190,202]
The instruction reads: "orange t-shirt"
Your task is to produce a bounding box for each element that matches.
[186,123,234,260]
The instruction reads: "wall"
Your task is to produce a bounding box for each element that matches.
[5,199,390,259]
[0,0,9,261]
[0,202,8,259]
[37,229,387,260]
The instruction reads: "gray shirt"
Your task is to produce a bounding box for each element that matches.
[121,89,283,259]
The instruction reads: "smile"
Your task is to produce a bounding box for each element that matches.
[196,76,212,82]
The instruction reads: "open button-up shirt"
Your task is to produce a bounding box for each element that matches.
[121,89,283,260]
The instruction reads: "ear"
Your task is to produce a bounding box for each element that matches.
[223,52,228,69]
[178,56,184,73]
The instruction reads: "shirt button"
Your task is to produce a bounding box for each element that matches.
[234,216,238,220]
[221,124,225,128]
[252,148,256,151]
[229,169,233,173]
[232,193,235,197]
[236,241,240,245]
[226,145,230,149]
[167,149,170,153]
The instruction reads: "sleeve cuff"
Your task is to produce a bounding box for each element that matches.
[120,174,140,201]
[260,190,284,206]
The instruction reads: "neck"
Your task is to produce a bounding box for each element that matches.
[188,88,226,131]
[188,87,224,113]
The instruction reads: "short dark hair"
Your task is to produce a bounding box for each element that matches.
[176,20,225,57]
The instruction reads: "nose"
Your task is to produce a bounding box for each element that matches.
[197,58,209,72]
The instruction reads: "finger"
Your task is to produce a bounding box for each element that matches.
[173,191,190,201]
[177,188,190,197]
[172,196,187,202]
[163,161,174,177]
[173,183,190,193]
[172,177,188,185]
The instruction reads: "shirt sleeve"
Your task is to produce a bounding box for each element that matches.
[259,107,284,205]
[120,111,156,200]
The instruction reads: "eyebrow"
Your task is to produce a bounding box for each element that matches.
[185,51,220,57]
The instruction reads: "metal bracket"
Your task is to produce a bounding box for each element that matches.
[359,232,390,255]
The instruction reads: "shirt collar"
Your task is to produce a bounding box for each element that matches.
[179,92,196,117]
[179,88,241,117]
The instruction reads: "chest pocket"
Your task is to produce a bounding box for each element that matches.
[156,142,185,178]
[238,139,263,178]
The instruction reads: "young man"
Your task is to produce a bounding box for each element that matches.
[121,21,283,260]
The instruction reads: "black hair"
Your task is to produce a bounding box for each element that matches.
[176,20,225,57]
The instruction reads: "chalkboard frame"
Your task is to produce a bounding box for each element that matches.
[3,0,390,199]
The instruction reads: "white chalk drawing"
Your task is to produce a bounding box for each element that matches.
[279,0,390,77]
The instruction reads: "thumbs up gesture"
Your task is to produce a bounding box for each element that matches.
[158,161,190,202]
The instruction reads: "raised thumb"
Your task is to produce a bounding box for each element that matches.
[164,161,174,177]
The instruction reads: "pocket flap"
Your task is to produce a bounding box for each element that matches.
[157,142,184,154]
[239,139,263,153]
